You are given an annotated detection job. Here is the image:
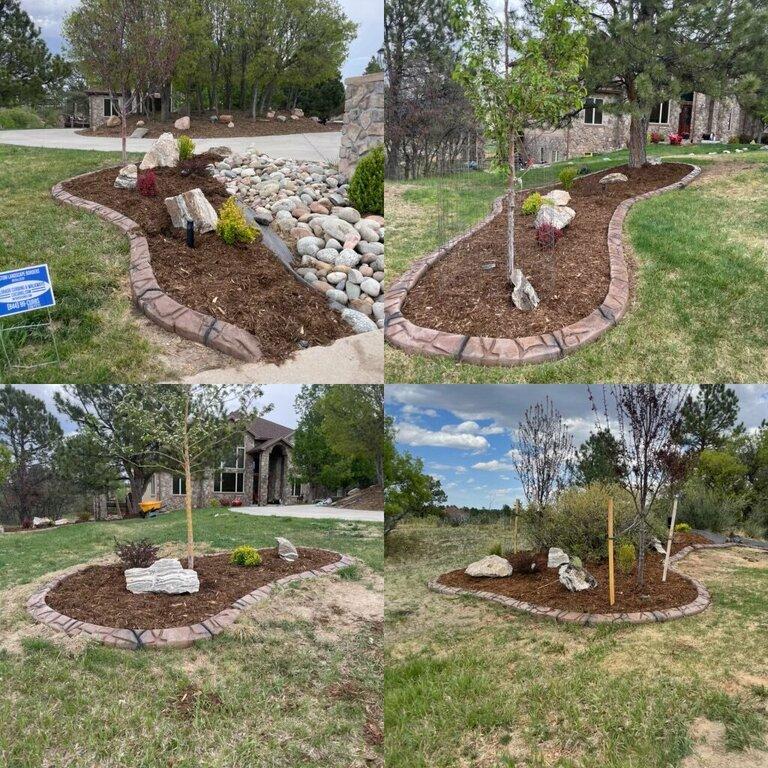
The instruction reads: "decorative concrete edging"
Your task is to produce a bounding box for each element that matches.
[384,164,701,366]
[26,550,354,650]
[51,172,270,362]
[428,542,763,626]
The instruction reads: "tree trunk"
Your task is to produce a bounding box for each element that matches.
[127,471,145,517]
[182,400,194,568]
[120,88,127,163]
[251,85,259,119]
[507,140,516,283]
[628,111,648,168]
[375,451,384,487]
[160,82,172,122]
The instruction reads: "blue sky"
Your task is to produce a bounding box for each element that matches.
[20,0,382,79]
[386,385,768,508]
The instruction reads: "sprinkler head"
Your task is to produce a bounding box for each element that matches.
[186,219,195,248]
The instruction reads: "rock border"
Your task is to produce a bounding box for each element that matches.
[26,550,354,649]
[428,542,764,626]
[384,164,701,366]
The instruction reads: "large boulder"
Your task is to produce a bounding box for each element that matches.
[105,115,120,127]
[139,132,179,170]
[114,164,137,190]
[32,516,52,528]
[547,547,570,568]
[465,555,514,578]
[276,537,298,562]
[174,115,190,130]
[649,536,666,554]
[534,204,575,231]
[164,188,218,233]
[599,172,629,185]
[125,558,199,594]
[511,269,539,311]
[543,189,571,206]
[219,114,233,123]
[558,562,597,592]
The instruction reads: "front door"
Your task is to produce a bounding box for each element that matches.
[252,458,259,504]
[678,103,692,138]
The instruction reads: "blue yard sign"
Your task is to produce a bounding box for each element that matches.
[0,264,56,319]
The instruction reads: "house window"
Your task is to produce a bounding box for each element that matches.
[148,475,156,496]
[539,147,545,163]
[649,101,670,124]
[103,98,118,117]
[214,445,245,493]
[291,478,301,496]
[172,475,186,495]
[583,98,603,125]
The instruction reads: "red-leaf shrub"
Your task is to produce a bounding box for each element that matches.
[21,517,31,530]
[137,169,157,197]
[535,222,563,248]
[668,133,683,146]
[231,497,243,507]
[114,537,159,569]
[650,131,662,144]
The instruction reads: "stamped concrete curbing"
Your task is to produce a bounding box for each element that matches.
[27,550,354,649]
[385,164,701,366]
[428,542,764,626]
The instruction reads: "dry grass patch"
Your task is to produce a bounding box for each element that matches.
[682,718,768,768]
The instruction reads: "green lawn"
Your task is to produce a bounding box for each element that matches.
[384,520,768,768]
[385,147,768,383]
[0,509,383,767]
[0,144,169,382]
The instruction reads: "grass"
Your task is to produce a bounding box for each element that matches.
[0,509,383,767]
[385,146,768,383]
[384,519,768,768]
[0,144,169,382]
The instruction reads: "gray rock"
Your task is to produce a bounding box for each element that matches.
[511,269,540,310]
[558,562,597,592]
[332,206,361,224]
[547,547,570,568]
[534,204,575,231]
[32,516,52,528]
[465,555,513,577]
[125,558,200,594]
[315,248,338,264]
[114,163,137,189]
[325,238,343,251]
[326,289,348,305]
[371,302,385,322]
[164,188,218,233]
[252,206,273,224]
[276,537,299,561]
[139,132,179,170]
[358,241,384,256]
[297,236,325,256]
[130,127,148,139]
[348,269,363,285]
[345,282,361,300]
[360,277,381,298]
[326,271,346,285]
[321,216,357,242]
[649,536,666,554]
[355,221,380,242]
[647,156,662,166]
[599,172,629,184]
[341,307,377,333]
[334,249,360,268]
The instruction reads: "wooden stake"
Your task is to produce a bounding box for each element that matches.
[513,500,521,554]
[662,495,679,583]
[607,498,615,607]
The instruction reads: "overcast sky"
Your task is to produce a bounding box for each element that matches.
[386,385,768,508]
[20,0,382,79]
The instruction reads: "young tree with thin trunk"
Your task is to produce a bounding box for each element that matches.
[451,0,588,307]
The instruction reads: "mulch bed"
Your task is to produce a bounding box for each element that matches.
[437,533,709,614]
[62,157,349,363]
[77,111,338,139]
[402,163,691,338]
[45,547,341,629]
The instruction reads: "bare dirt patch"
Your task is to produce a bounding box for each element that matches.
[402,163,691,338]
[682,718,768,768]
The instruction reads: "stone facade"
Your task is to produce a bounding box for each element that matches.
[338,72,384,176]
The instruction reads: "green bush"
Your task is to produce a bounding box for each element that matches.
[558,166,579,190]
[337,564,362,581]
[178,135,195,161]
[488,542,503,557]
[217,197,259,246]
[0,107,44,130]
[616,541,636,575]
[209,498,222,508]
[348,144,384,215]
[674,522,691,533]
[230,545,262,567]
[77,511,91,522]
[521,192,543,215]
[677,477,742,533]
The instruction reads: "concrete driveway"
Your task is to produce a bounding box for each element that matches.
[0,128,341,163]
[233,504,383,523]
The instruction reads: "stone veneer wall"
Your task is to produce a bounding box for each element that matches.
[338,72,384,176]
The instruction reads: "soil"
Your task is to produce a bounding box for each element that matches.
[45,547,341,629]
[62,159,349,363]
[333,485,384,511]
[402,163,692,338]
[77,110,339,139]
[438,534,710,613]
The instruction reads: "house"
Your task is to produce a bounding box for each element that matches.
[86,89,164,129]
[522,89,764,163]
[143,416,302,510]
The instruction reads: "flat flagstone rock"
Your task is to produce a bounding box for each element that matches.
[164,188,218,233]
[130,127,148,139]
[276,537,299,562]
[600,172,629,184]
[125,558,200,594]
[465,555,514,577]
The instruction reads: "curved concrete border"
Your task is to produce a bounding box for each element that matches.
[428,542,764,626]
[384,164,701,366]
[26,550,354,649]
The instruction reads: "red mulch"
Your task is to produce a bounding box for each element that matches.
[45,547,340,629]
[61,159,349,363]
[332,485,384,511]
[77,110,338,139]
[402,163,692,338]
[438,533,711,614]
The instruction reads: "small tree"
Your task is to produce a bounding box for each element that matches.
[572,428,627,486]
[116,385,269,568]
[452,0,588,306]
[384,449,441,536]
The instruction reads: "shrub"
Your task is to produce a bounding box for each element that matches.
[677,477,742,533]
[535,222,563,248]
[521,192,543,215]
[77,511,91,522]
[217,197,259,246]
[209,498,222,508]
[0,106,44,130]
[114,537,159,569]
[505,550,543,574]
[440,506,470,526]
[558,166,578,190]
[177,135,195,161]
[674,522,692,533]
[488,542,503,557]
[616,541,636,575]
[649,131,663,144]
[578,165,590,175]
[727,135,741,145]
[337,564,362,581]
[348,144,384,215]
[137,169,157,197]
[668,133,683,146]
[230,545,262,566]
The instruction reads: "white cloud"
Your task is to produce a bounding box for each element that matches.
[396,422,490,452]
[472,460,517,471]
[441,420,505,436]
[402,404,438,418]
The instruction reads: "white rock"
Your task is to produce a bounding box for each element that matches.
[227,121,234,128]
[558,562,597,592]
[465,555,513,577]
[543,189,571,206]
[54,518,69,526]
[174,115,190,130]
[649,536,666,554]
[511,269,540,310]
[547,547,570,568]
[114,164,137,190]
[326,288,348,305]
[360,277,381,297]
[164,188,218,233]
[276,537,298,561]
[341,308,378,333]
[326,271,346,284]
[32,516,52,528]
[534,204,575,231]
[599,172,629,184]
[125,558,200,594]
[139,132,179,170]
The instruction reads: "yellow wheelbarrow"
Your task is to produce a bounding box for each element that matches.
[138,500,165,518]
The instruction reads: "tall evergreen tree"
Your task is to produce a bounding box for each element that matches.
[573,428,626,486]
[676,385,741,453]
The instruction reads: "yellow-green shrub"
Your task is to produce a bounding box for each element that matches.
[177,135,195,161]
[558,166,578,190]
[616,541,636,575]
[217,197,259,245]
[231,545,262,566]
[674,522,691,533]
[521,192,543,215]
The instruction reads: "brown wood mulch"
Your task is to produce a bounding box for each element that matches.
[62,158,349,363]
[77,111,338,139]
[438,533,709,614]
[402,163,691,339]
[45,548,340,629]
